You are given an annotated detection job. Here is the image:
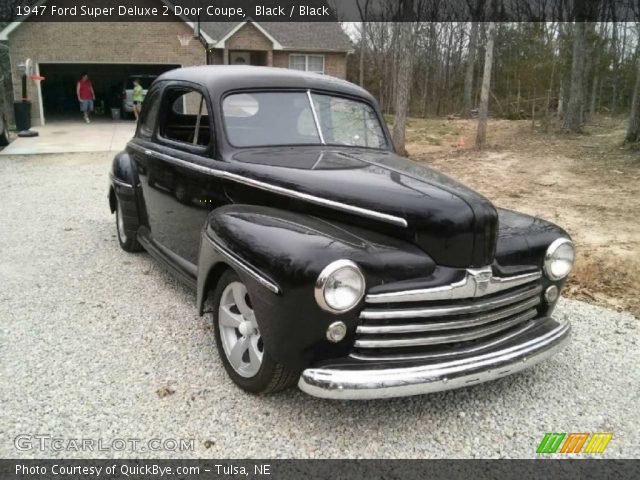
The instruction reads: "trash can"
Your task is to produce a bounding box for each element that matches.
[14,101,31,131]
[111,108,121,121]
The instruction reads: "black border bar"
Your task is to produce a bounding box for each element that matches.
[1,459,639,480]
[0,0,634,23]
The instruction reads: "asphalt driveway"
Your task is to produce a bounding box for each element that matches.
[0,151,638,459]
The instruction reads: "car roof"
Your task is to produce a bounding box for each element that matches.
[155,66,375,103]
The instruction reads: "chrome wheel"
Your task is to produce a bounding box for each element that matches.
[218,281,264,378]
[116,200,127,243]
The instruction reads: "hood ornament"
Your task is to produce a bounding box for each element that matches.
[467,267,494,296]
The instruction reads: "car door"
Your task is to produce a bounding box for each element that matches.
[132,82,227,271]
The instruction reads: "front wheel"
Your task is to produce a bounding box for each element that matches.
[212,270,299,394]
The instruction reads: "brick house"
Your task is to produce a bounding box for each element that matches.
[0,2,352,126]
[201,22,352,79]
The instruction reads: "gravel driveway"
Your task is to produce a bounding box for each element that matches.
[1,152,638,459]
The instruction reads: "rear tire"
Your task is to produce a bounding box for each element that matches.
[212,270,299,394]
[115,196,143,252]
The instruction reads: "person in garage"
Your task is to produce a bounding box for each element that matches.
[132,78,144,121]
[76,73,95,124]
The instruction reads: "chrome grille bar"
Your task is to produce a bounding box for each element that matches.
[354,309,537,348]
[366,269,541,303]
[351,320,538,361]
[360,284,542,320]
[356,296,540,334]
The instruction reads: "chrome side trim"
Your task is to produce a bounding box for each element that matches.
[203,235,280,295]
[128,143,408,228]
[366,268,542,304]
[360,284,542,320]
[354,309,537,348]
[298,318,571,400]
[109,174,134,189]
[356,296,540,334]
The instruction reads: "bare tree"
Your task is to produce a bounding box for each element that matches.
[626,39,640,142]
[563,21,587,132]
[391,22,418,154]
[463,22,480,117]
[463,0,486,117]
[359,21,366,87]
[476,22,496,148]
[564,1,601,132]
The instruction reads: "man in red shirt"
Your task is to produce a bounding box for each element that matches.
[76,73,95,123]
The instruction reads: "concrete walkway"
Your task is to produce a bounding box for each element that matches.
[0,120,137,155]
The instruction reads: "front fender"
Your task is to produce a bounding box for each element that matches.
[197,204,435,370]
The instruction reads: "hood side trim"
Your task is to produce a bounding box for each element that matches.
[129,142,408,228]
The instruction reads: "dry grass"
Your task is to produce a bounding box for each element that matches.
[565,253,640,315]
[400,115,640,318]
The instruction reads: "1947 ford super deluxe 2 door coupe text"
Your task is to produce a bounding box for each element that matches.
[109,66,575,399]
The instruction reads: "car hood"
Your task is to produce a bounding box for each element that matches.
[226,147,498,268]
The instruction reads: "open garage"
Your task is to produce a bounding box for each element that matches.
[38,63,180,121]
[1,18,207,126]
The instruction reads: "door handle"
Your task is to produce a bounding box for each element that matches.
[144,149,153,155]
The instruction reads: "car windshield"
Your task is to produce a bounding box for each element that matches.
[222,91,388,149]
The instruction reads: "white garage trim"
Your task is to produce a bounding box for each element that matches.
[212,20,283,50]
[35,61,183,125]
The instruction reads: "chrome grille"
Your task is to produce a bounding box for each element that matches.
[354,269,544,359]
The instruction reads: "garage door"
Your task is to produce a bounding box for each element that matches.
[38,63,180,122]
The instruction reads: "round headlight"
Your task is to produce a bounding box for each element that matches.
[315,260,365,314]
[544,238,575,280]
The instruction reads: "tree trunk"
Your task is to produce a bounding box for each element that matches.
[563,21,587,132]
[625,55,640,142]
[421,63,429,118]
[358,22,366,87]
[391,23,417,154]
[610,22,619,114]
[588,22,606,121]
[463,22,480,117]
[476,22,496,149]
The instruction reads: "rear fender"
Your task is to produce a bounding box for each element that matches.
[109,149,143,234]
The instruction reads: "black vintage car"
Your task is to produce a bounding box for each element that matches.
[109,66,574,400]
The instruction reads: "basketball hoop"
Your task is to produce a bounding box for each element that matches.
[177,33,192,47]
[30,75,45,82]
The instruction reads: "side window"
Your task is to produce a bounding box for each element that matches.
[160,87,211,148]
[139,89,161,137]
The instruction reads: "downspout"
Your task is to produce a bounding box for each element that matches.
[193,17,211,65]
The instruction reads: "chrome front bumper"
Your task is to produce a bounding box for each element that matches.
[298,317,570,400]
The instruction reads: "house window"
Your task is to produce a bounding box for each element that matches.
[289,54,325,74]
